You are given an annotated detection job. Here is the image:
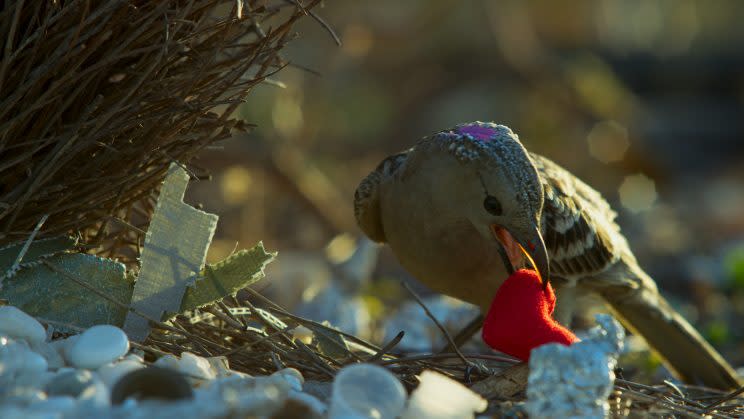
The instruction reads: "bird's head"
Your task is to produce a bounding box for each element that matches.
[413,122,550,285]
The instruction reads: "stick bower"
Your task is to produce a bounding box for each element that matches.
[138,291,744,418]
[0,0,321,261]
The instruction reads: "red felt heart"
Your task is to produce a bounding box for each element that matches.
[481,269,578,361]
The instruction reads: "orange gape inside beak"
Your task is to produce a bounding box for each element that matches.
[490,224,544,286]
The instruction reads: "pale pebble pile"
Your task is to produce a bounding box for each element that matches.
[0,306,325,419]
[0,305,491,419]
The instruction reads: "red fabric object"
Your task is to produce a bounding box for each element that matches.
[482,269,579,361]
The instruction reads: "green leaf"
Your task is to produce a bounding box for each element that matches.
[310,321,351,360]
[176,242,276,315]
[0,253,131,329]
[0,236,77,278]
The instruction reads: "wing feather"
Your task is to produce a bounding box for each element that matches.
[531,153,625,281]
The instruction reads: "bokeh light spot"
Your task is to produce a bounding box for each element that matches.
[618,173,657,213]
[220,165,253,205]
[272,94,304,138]
[586,120,629,163]
[326,233,357,264]
[342,24,374,58]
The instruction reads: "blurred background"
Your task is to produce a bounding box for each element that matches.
[187,0,744,369]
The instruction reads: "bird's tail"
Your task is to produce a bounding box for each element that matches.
[599,269,741,390]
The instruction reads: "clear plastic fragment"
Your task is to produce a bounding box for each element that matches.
[525,314,625,419]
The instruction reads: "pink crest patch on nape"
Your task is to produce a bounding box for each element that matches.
[456,125,497,141]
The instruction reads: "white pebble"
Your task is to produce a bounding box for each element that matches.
[53,334,78,363]
[55,366,76,375]
[154,352,215,384]
[124,353,144,363]
[0,406,27,419]
[78,378,110,408]
[196,374,292,415]
[0,339,48,376]
[178,352,216,381]
[30,341,65,370]
[45,369,97,398]
[292,325,314,343]
[13,369,55,391]
[154,353,180,370]
[273,368,304,392]
[97,359,145,388]
[0,306,47,345]
[401,370,487,419]
[67,325,129,369]
[289,390,327,415]
[0,386,46,405]
[22,350,49,375]
[27,396,76,414]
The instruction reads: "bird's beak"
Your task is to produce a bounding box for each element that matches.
[490,223,551,289]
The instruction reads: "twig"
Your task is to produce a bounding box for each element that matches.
[438,313,484,354]
[270,351,285,370]
[100,214,147,235]
[218,300,248,328]
[366,331,405,363]
[400,280,471,368]
[204,305,245,330]
[284,0,341,45]
[1,213,48,289]
[34,316,85,333]
[0,0,325,259]
[614,378,703,409]
[219,326,293,357]
[703,385,744,414]
[377,352,518,366]
[245,288,373,358]
[619,386,734,419]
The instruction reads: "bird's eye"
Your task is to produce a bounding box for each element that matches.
[483,195,502,216]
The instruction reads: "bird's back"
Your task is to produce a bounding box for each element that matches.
[530,153,741,389]
[529,153,634,285]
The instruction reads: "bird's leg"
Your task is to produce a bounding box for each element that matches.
[552,285,579,326]
[464,359,494,383]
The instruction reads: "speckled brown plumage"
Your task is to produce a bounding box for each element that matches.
[354,122,741,390]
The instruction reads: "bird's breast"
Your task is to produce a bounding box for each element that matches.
[380,199,508,311]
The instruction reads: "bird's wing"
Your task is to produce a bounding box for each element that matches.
[530,153,627,281]
[354,150,411,242]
